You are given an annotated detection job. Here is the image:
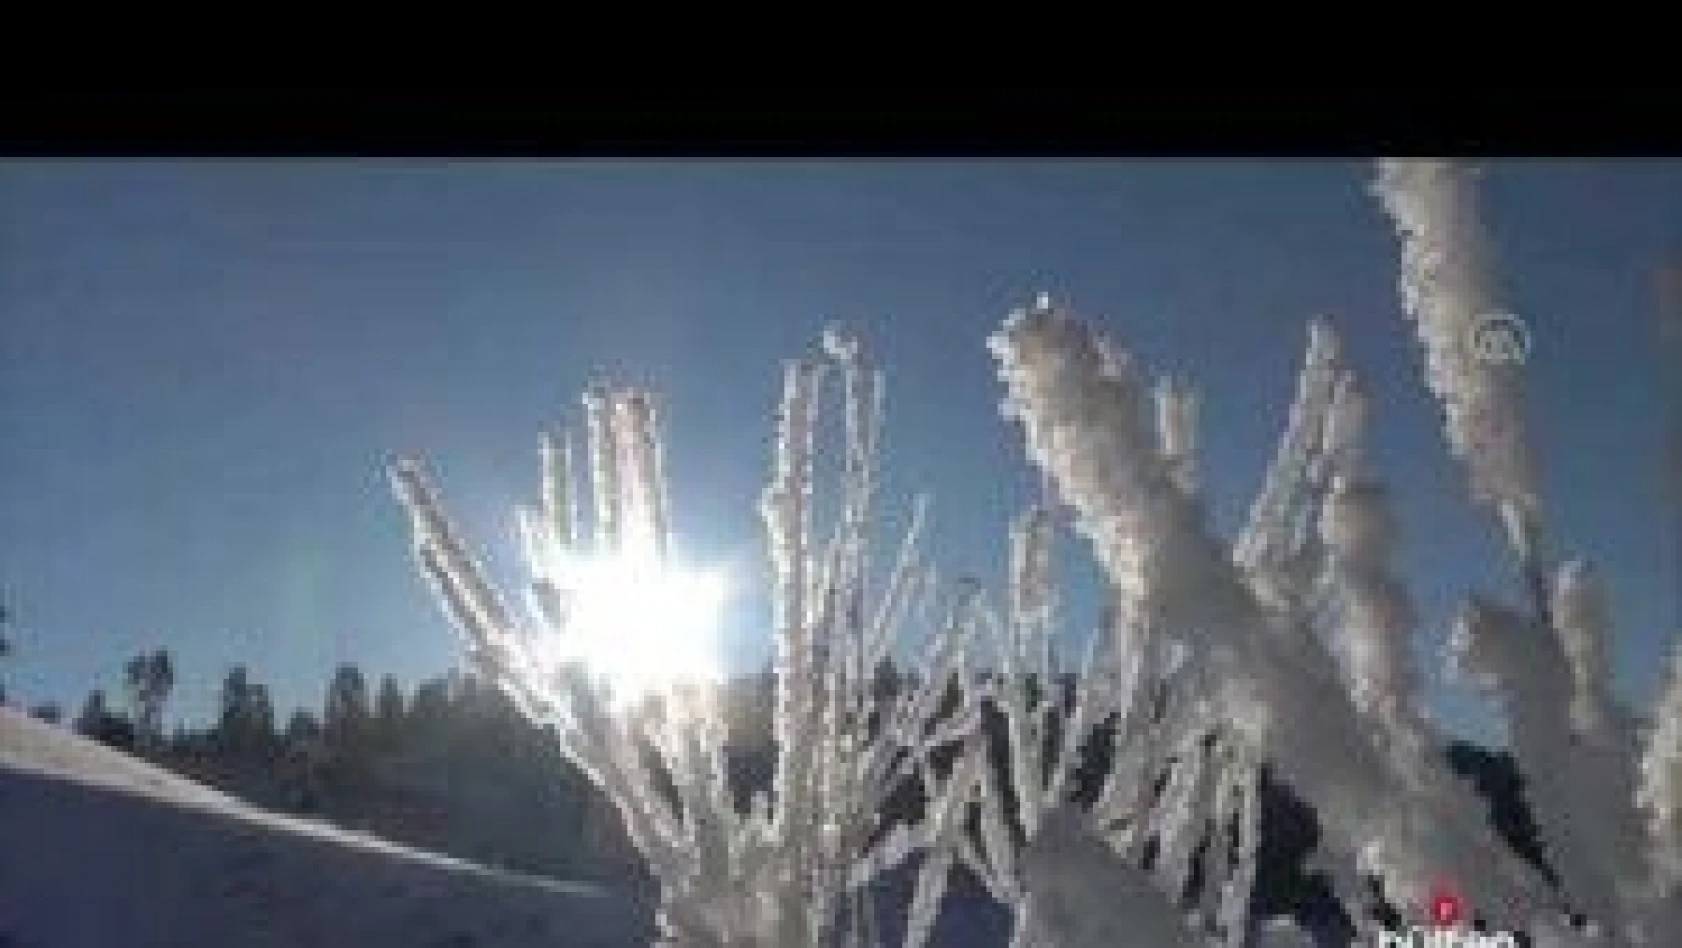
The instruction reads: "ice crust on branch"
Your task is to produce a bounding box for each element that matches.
[947,498,1218,946]
[1155,375,1200,496]
[1316,373,1423,747]
[1235,320,1343,592]
[1550,559,1621,741]
[388,160,1678,947]
[1643,645,1682,889]
[1373,160,1541,567]
[1018,805,1203,948]
[395,354,979,947]
[988,297,1563,936]
[1378,160,1665,941]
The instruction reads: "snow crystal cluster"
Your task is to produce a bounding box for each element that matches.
[393,161,1680,946]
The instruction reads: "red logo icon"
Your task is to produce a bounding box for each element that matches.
[1428,885,1465,927]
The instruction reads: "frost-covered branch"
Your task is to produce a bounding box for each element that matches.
[1373,159,1543,578]
[1155,375,1200,498]
[1447,594,1646,932]
[383,160,1672,947]
[1316,371,1424,752]
[989,296,1562,937]
[1378,159,1659,941]
[962,335,1263,944]
[953,507,1211,947]
[1641,645,1682,891]
[394,332,977,947]
[1235,320,1344,599]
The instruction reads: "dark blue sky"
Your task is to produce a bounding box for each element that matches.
[2,160,1676,742]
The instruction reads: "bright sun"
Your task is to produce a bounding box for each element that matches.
[532,541,729,705]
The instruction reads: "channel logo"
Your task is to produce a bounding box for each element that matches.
[1376,886,1519,947]
[1465,311,1531,365]
[1377,930,1518,948]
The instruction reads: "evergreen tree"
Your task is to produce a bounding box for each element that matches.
[246,681,275,752]
[124,649,174,750]
[218,665,251,748]
[75,689,110,736]
[409,675,451,732]
[75,688,134,751]
[1,598,13,705]
[375,673,405,743]
[281,708,326,813]
[284,708,322,744]
[323,663,370,755]
[218,665,274,755]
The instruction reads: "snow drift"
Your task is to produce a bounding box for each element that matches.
[0,707,650,948]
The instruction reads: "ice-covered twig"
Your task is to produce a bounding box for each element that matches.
[1378,159,1656,939]
[1373,159,1543,580]
[1235,320,1344,596]
[1316,371,1424,751]
[1641,644,1682,891]
[396,331,986,947]
[990,297,1560,934]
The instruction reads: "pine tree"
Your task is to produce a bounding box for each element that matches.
[124,649,175,752]
[75,688,134,751]
[217,665,273,755]
[75,689,110,737]
[323,663,370,758]
[281,708,326,813]
[284,708,322,744]
[1,598,12,705]
[409,676,451,731]
[375,673,405,744]
[246,681,275,754]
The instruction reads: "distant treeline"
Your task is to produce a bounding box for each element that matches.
[44,656,1554,938]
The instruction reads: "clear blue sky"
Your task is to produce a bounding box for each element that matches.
[2,160,1676,743]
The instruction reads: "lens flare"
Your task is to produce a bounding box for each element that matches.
[530,539,728,705]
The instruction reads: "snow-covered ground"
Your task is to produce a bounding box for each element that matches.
[0,707,652,948]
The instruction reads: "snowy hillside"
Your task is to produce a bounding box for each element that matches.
[0,707,652,948]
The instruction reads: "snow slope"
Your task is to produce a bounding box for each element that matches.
[0,707,652,948]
